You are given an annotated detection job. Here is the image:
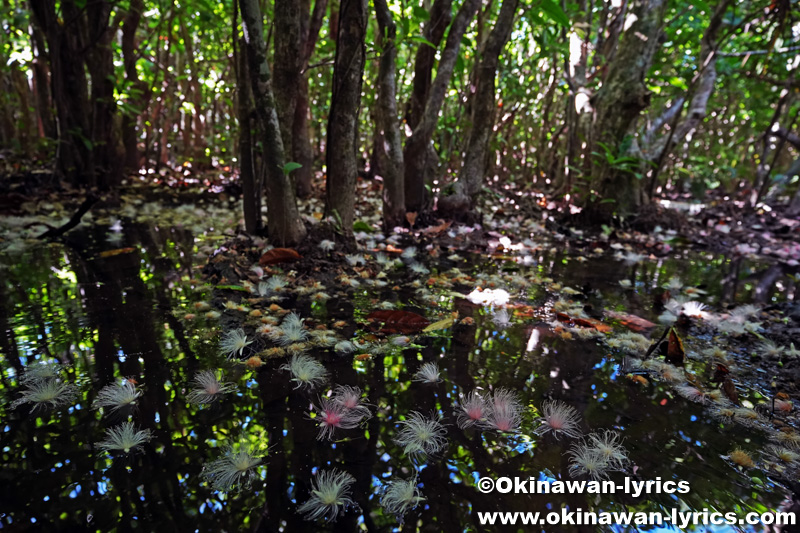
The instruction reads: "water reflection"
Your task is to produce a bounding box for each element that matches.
[0,219,794,532]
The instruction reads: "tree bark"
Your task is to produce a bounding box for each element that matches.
[29,23,55,139]
[121,0,146,172]
[404,0,482,213]
[29,0,120,189]
[440,0,519,217]
[274,0,302,157]
[374,0,405,229]
[237,36,260,234]
[30,0,93,187]
[585,0,666,221]
[293,0,328,198]
[325,0,367,237]
[239,0,307,245]
[407,0,453,130]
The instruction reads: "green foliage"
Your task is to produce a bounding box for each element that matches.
[282,162,303,176]
[352,220,374,233]
[0,0,797,210]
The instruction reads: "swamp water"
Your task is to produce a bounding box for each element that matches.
[0,211,796,532]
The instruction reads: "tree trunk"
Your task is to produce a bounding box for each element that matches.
[404,0,482,213]
[407,0,453,130]
[30,0,120,189]
[30,0,93,186]
[29,23,55,139]
[239,0,307,245]
[274,0,302,157]
[84,0,120,189]
[325,0,367,238]
[585,0,666,221]
[237,36,260,234]
[293,0,328,198]
[121,0,146,172]
[439,0,519,217]
[374,0,405,229]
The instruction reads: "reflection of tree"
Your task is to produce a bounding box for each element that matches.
[0,283,23,376]
[0,229,792,531]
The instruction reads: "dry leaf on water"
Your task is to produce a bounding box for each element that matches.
[722,377,739,405]
[259,248,302,266]
[367,310,429,333]
[555,312,612,333]
[604,310,657,333]
[665,328,685,366]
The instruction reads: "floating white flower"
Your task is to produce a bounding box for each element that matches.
[394,411,448,457]
[219,328,253,358]
[12,379,78,411]
[298,469,356,522]
[282,354,328,389]
[413,362,441,384]
[380,477,424,517]
[97,421,153,454]
[93,381,141,413]
[202,440,264,491]
[186,370,236,404]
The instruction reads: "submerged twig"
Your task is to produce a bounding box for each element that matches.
[37,194,98,239]
[643,327,670,360]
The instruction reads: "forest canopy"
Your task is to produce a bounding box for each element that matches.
[0,0,799,240]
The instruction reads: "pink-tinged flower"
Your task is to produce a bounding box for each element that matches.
[313,397,363,440]
[456,390,490,429]
[331,385,372,421]
[484,389,522,432]
[535,400,582,439]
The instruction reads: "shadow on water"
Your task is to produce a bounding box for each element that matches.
[0,220,796,532]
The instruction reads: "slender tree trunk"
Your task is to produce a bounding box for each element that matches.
[440,0,519,217]
[239,0,307,245]
[121,0,145,172]
[29,23,55,139]
[404,0,482,213]
[237,36,260,234]
[293,0,328,198]
[85,0,119,189]
[179,18,205,163]
[325,0,367,238]
[274,0,302,157]
[9,67,34,155]
[374,0,405,229]
[585,0,666,221]
[407,0,453,130]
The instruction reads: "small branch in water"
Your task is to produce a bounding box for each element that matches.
[37,194,99,239]
[643,327,670,360]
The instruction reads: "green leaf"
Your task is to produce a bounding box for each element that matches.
[538,0,570,27]
[668,77,688,90]
[282,162,302,175]
[423,317,455,332]
[352,220,374,233]
[214,285,250,292]
[412,5,430,22]
[409,35,436,49]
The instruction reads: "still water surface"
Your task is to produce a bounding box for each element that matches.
[0,214,794,532]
